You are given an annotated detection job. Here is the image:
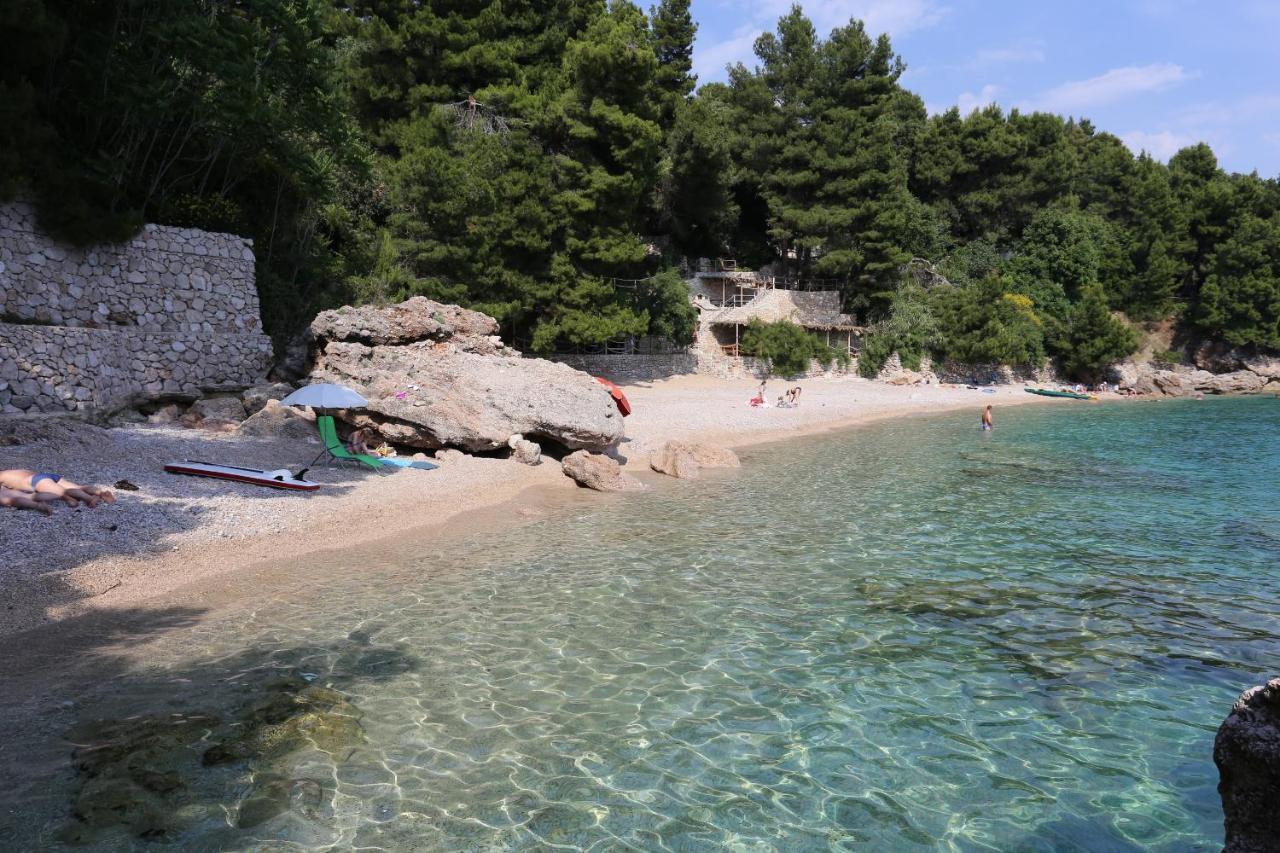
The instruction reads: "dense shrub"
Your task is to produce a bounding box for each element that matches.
[740,319,850,377]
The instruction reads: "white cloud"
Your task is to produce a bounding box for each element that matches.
[692,26,761,81]
[1120,130,1201,161]
[955,84,1000,115]
[1029,63,1196,113]
[694,0,948,81]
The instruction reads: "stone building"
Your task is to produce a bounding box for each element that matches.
[0,200,273,417]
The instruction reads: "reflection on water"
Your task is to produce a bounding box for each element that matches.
[16,397,1280,850]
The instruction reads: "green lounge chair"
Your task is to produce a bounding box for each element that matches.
[315,415,385,471]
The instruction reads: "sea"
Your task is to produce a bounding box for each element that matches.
[7,396,1279,850]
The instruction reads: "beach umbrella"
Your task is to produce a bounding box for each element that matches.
[280,382,368,410]
[594,376,631,417]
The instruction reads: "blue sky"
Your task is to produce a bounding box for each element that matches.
[688,0,1280,177]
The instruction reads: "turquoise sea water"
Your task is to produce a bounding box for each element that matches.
[18,397,1280,850]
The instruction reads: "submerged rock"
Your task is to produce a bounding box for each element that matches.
[562,450,645,492]
[202,679,363,767]
[57,712,222,843]
[307,297,623,453]
[56,675,364,844]
[1216,677,1280,852]
[649,440,740,480]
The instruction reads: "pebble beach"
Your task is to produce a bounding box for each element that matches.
[0,375,1065,637]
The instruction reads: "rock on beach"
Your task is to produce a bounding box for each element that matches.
[307,297,624,453]
[562,451,645,492]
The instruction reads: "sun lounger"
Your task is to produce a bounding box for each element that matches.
[315,415,386,471]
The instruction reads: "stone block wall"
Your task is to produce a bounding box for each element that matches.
[550,353,699,383]
[0,201,273,416]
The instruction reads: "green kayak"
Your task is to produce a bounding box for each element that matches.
[1025,388,1093,400]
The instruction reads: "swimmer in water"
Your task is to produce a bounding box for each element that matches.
[981,405,993,431]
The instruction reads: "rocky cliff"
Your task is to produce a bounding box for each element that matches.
[307,297,624,452]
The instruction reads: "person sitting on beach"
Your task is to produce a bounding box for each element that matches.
[0,485,53,515]
[346,427,376,456]
[0,470,116,508]
[791,386,802,406]
[748,391,766,407]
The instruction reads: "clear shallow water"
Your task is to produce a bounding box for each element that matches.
[28,398,1280,849]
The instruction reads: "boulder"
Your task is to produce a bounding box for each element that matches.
[235,400,317,440]
[1215,677,1280,852]
[1242,353,1280,380]
[1194,342,1246,373]
[241,382,295,416]
[649,440,740,480]
[508,434,542,466]
[147,403,184,425]
[186,395,247,423]
[1201,371,1267,395]
[886,370,923,386]
[1263,380,1280,395]
[562,450,645,492]
[308,297,624,452]
[1152,370,1191,396]
[309,296,501,348]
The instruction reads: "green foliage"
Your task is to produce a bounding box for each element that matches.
[1152,349,1183,368]
[1195,213,1280,349]
[931,279,1047,368]
[857,277,939,376]
[740,319,848,377]
[7,0,1279,373]
[1060,283,1140,380]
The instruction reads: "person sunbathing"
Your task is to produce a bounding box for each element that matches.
[0,470,116,508]
[0,485,53,515]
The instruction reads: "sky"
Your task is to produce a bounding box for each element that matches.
[688,0,1280,177]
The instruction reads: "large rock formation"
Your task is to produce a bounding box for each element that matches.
[1117,359,1278,397]
[307,297,624,452]
[1215,677,1280,852]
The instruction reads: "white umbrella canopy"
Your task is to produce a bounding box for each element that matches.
[280,382,369,409]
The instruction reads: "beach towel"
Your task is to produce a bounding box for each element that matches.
[380,458,439,471]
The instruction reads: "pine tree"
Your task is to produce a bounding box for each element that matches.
[649,0,697,130]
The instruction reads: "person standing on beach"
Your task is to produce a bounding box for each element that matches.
[981,405,994,431]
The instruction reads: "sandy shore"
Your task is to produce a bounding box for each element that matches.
[0,375,1074,637]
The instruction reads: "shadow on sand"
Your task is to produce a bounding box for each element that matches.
[0,419,387,623]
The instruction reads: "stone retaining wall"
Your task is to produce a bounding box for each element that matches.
[0,324,272,414]
[550,353,699,383]
[0,200,272,416]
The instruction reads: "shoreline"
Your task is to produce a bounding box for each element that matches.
[0,377,1082,641]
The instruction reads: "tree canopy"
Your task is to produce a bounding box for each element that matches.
[4,1,1279,371]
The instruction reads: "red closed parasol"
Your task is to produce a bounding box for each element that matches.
[594,376,632,417]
